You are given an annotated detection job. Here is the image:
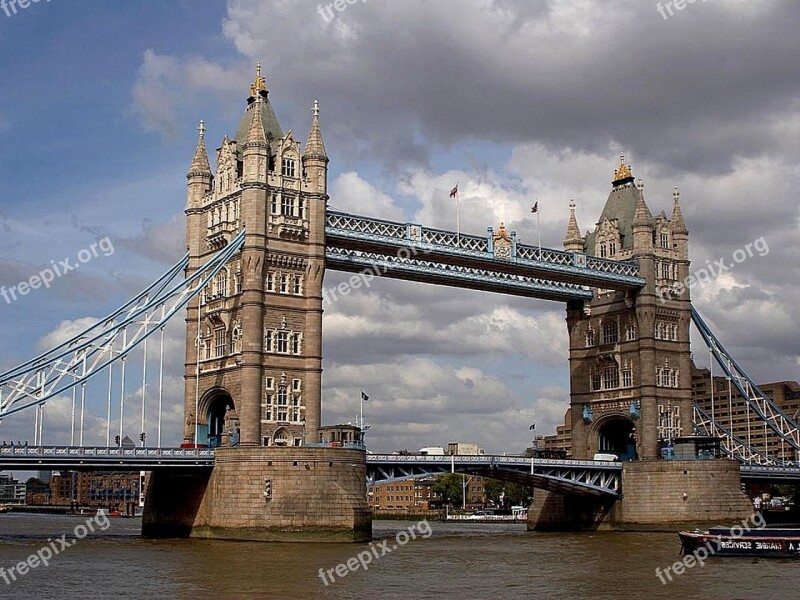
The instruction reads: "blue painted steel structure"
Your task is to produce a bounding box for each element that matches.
[0,446,214,470]
[0,208,798,479]
[325,210,645,297]
[365,454,622,497]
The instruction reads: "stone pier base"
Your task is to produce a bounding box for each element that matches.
[142,447,371,542]
[528,459,752,532]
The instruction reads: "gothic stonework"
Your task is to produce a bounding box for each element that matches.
[183,65,329,449]
[565,156,692,461]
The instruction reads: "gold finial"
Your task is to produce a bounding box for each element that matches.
[569,198,576,211]
[197,119,206,139]
[613,152,632,182]
[250,62,267,97]
[673,186,680,201]
[312,99,320,118]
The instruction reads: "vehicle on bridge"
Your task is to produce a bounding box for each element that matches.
[419,447,445,456]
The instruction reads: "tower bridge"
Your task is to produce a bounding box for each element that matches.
[1,64,798,540]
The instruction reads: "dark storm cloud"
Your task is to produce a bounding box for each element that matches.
[223,0,800,174]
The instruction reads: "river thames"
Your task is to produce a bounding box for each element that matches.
[0,514,798,599]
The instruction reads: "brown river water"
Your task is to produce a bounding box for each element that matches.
[0,514,798,599]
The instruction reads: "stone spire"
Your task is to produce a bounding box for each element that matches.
[303,100,328,160]
[563,199,584,252]
[245,94,268,147]
[188,119,211,176]
[633,185,653,228]
[671,186,688,235]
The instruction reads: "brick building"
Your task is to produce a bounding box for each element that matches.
[692,367,800,462]
[44,471,141,513]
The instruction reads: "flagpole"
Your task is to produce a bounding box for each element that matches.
[537,205,542,258]
[456,183,460,247]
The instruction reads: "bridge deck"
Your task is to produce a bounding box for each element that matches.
[325,210,646,295]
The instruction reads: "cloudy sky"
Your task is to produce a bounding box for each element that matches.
[0,0,798,454]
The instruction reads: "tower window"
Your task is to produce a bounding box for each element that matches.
[622,368,633,388]
[235,271,242,295]
[265,394,273,421]
[602,366,620,390]
[586,328,595,347]
[661,261,672,280]
[265,330,273,352]
[270,194,279,215]
[292,378,302,391]
[266,272,274,292]
[282,158,296,178]
[277,331,289,354]
[601,321,619,345]
[291,333,301,355]
[293,274,303,295]
[281,195,296,216]
[277,387,288,421]
[280,274,289,294]
[661,232,670,249]
[215,271,228,298]
[591,372,601,391]
[214,327,226,358]
[600,242,607,258]
[625,323,636,341]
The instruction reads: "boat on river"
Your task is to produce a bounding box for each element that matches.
[679,527,800,558]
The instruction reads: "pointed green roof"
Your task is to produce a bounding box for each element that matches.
[234,94,283,148]
[585,183,641,256]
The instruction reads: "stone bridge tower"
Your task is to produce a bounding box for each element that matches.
[564,156,692,461]
[182,64,328,448]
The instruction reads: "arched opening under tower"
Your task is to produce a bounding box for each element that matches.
[597,417,637,461]
[205,391,236,448]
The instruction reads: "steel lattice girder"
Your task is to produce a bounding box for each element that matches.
[692,403,783,466]
[365,455,621,497]
[0,445,214,470]
[691,307,800,457]
[326,247,593,302]
[0,231,246,420]
[325,210,645,290]
[740,464,800,482]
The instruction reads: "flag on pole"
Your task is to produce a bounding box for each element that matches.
[361,390,370,402]
[531,201,539,213]
[450,184,458,198]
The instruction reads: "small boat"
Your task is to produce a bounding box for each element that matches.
[679,527,800,558]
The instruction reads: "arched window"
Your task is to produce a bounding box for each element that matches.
[232,322,242,353]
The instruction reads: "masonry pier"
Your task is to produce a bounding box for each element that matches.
[143,447,370,542]
[528,459,752,531]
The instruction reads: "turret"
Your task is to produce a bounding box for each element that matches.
[186,120,212,258]
[671,186,689,260]
[632,177,654,252]
[242,94,268,184]
[303,100,329,195]
[563,198,585,253]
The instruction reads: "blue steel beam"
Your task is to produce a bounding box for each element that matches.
[326,247,593,302]
[366,454,621,497]
[325,210,645,291]
[0,446,214,470]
